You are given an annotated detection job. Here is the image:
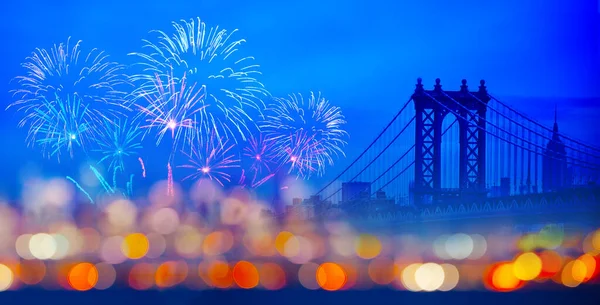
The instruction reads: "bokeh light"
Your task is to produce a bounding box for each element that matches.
[513,252,542,281]
[414,263,445,291]
[0,264,14,291]
[355,234,381,259]
[68,262,98,291]
[317,262,347,291]
[121,233,149,260]
[233,261,259,289]
[259,263,286,290]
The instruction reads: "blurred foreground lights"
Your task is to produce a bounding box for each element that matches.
[29,233,57,260]
[101,236,127,264]
[129,263,156,290]
[121,233,149,260]
[538,250,563,278]
[150,208,180,235]
[577,254,597,282]
[512,252,542,281]
[259,263,286,290]
[155,261,188,289]
[401,263,423,292]
[203,231,234,256]
[68,263,98,291]
[438,264,460,291]
[201,260,233,288]
[445,233,474,260]
[298,263,320,290]
[561,259,587,288]
[0,264,14,291]
[487,263,523,292]
[316,262,347,291]
[94,263,116,290]
[414,263,445,292]
[367,258,395,285]
[105,199,137,231]
[354,234,381,259]
[233,261,259,289]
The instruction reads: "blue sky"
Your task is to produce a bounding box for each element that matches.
[0,0,598,198]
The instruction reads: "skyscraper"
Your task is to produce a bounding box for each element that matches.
[542,108,570,192]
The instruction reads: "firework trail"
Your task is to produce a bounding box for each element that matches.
[260,92,348,178]
[126,174,134,197]
[96,119,143,171]
[179,133,240,187]
[129,17,269,143]
[90,165,114,193]
[138,157,146,178]
[9,37,130,118]
[242,134,277,187]
[66,176,94,204]
[167,163,174,196]
[22,95,99,160]
[112,166,122,190]
[135,70,206,156]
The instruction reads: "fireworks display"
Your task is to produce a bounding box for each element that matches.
[260,92,348,178]
[9,37,130,117]
[242,134,277,187]
[24,95,99,160]
[129,17,269,144]
[135,70,206,156]
[7,17,348,202]
[96,119,143,172]
[179,133,240,186]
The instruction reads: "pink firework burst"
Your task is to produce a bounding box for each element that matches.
[179,133,240,186]
[242,134,277,187]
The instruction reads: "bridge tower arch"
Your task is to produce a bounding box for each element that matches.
[412,78,490,205]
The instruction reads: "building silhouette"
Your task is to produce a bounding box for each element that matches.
[341,182,371,202]
[542,109,571,192]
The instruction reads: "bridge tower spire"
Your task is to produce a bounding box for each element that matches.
[412,78,490,205]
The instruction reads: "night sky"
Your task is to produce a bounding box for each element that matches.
[0,0,598,199]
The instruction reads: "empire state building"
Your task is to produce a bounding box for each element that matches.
[542,109,570,192]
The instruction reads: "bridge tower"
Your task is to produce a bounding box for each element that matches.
[412,78,490,205]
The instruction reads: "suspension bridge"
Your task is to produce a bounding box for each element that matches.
[297,78,600,229]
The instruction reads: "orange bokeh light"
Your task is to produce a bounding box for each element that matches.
[16,260,46,285]
[68,263,98,291]
[129,263,156,290]
[203,231,234,256]
[259,263,286,290]
[201,260,234,289]
[539,250,563,278]
[484,262,524,292]
[155,261,188,288]
[577,254,597,282]
[233,261,259,289]
[317,262,347,291]
[368,257,395,285]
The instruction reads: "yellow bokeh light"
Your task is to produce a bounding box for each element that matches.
[561,260,586,288]
[577,254,596,282]
[512,252,542,281]
[0,264,14,291]
[275,231,294,256]
[355,234,381,259]
[121,233,149,260]
[492,263,521,291]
